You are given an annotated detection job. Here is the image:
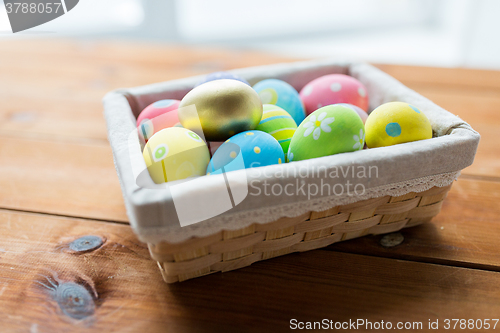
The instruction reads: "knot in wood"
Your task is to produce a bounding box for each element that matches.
[380,232,404,248]
[69,236,103,252]
[56,282,95,320]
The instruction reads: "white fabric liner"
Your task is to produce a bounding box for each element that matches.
[103,60,480,244]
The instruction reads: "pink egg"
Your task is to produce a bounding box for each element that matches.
[299,74,369,115]
[336,103,369,124]
[136,99,181,141]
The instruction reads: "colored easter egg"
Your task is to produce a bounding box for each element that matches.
[288,104,365,162]
[143,127,210,184]
[299,74,369,115]
[336,103,368,124]
[137,99,181,141]
[256,104,297,156]
[365,102,432,148]
[253,79,305,126]
[179,79,263,142]
[195,71,250,86]
[207,130,284,174]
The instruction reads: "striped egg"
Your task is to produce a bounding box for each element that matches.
[256,104,297,156]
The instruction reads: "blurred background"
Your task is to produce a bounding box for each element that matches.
[1,0,500,69]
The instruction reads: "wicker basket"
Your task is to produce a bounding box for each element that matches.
[149,184,451,283]
[103,59,479,283]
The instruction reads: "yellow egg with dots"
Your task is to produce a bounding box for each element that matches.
[142,127,210,184]
[365,102,432,148]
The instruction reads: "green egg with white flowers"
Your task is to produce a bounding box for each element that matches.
[287,104,365,162]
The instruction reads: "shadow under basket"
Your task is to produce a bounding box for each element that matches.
[149,184,451,283]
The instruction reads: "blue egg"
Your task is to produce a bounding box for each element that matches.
[253,79,306,126]
[207,130,285,175]
[196,71,250,87]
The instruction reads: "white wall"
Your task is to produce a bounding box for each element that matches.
[173,0,500,69]
[1,0,499,69]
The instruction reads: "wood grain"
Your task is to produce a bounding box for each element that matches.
[0,40,496,222]
[375,64,500,178]
[1,209,500,333]
[1,39,498,332]
[0,136,128,222]
[376,64,500,91]
[397,86,500,178]
[1,40,496,179]
[330,177,500,269]
[0,39,293,142]
[0,141,498,270]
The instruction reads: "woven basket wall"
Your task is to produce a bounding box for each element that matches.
[148,184,452,283]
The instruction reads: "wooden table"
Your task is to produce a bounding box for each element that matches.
[0,39,499,333]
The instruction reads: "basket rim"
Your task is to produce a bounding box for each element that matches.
[103,59,479,244]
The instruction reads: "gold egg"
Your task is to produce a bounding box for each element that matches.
[178,79,263,141]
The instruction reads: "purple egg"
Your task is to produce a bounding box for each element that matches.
[195,71,250,87]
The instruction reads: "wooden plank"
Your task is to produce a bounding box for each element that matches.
[0,130,496,231]
[375,66,499,177]
[411,85,500,125]
[374,66,500,179]
[2,209,500,333]
[461,123,500,178]
[1,40,496,178]
[1,40,497,148]
[0,39,497,332]
[0,39,297,71]
[399,85,500,178]
[0,136,128,222]
[375,64,500,91]
[330,177,500,270]
[0,39,293,142]
[0,97,109,143]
